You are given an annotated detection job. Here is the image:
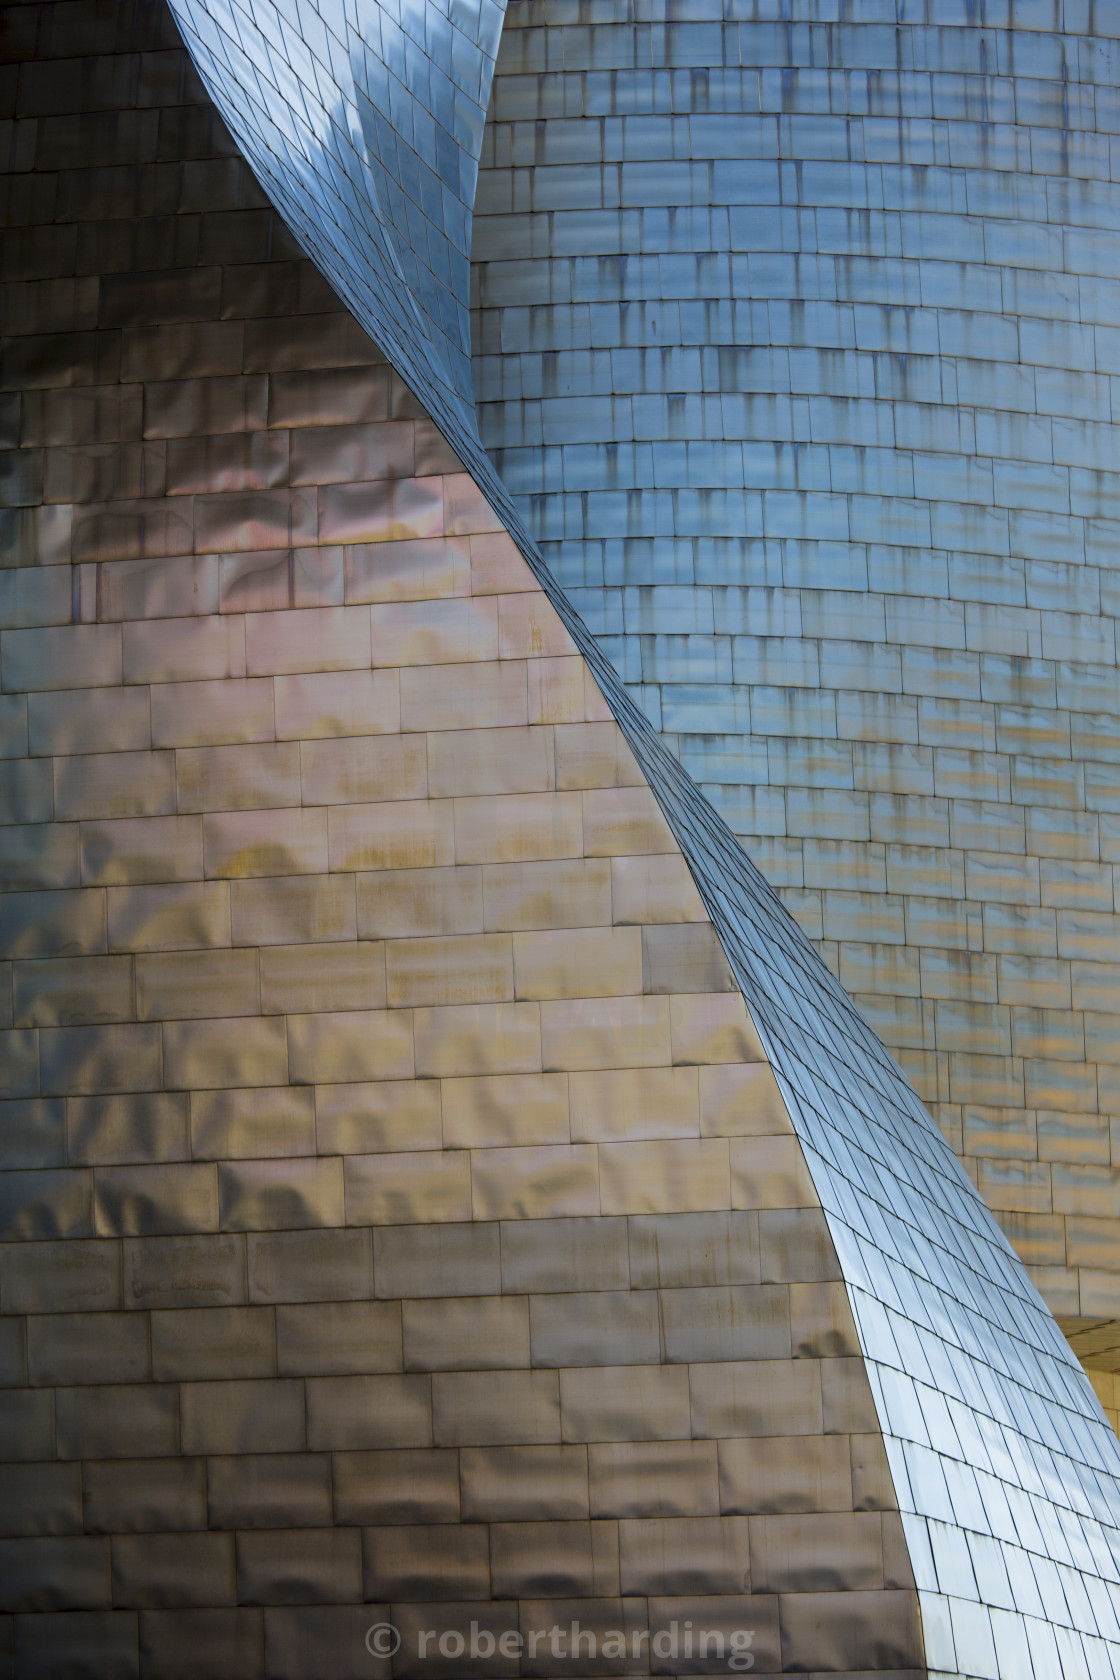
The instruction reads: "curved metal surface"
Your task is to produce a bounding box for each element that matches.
[471,0,1120,1337]
[126,0,1120,1672]
[0,15,932,1675]
[168,0,506,419]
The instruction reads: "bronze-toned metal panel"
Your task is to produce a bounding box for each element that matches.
[0,6,956,1671]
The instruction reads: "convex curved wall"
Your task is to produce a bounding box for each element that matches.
[472,0,1120,1333]
[0,12,925,1674]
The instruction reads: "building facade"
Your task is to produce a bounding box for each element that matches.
[471,1,1120,1343]
[2,1,1120,1677]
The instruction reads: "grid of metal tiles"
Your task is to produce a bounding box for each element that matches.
[0,11,927,1674]
[9,0,1120,1675]
[471,0,1120,1330]
[168,0,507,422]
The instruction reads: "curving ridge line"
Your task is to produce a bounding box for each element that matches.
[169,0,503,417]
[167,0,1120,1670]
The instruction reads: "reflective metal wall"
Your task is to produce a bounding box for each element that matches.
[168,0,507,443]
[472,0,1120,1330]
[0,8,926,1672]
[8,0,1120,1674]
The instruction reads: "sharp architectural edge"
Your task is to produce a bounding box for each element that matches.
[469,0,1120,1397]
[166,0,1120,1669]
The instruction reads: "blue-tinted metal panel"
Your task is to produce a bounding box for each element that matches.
[472,0,1120,1382]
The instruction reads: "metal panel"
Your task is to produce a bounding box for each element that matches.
[5,0,1120,1674]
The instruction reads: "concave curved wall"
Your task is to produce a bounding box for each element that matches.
[472,0,1120,1339]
